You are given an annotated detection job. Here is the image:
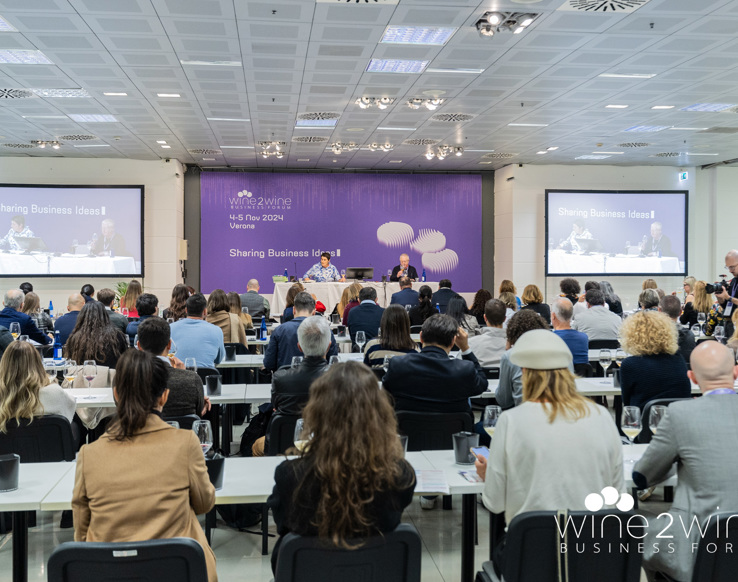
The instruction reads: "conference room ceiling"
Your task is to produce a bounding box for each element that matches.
[1,0,738,171]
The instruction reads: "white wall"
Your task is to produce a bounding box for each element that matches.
[494,163,721,311]
[0,158,184,311]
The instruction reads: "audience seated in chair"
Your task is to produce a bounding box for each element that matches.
[551,298,589,366]
[170,293,226,370]
[572,288,622,341]
[459,298,508,368]
[363,305,419,371]
[65,301,129,370]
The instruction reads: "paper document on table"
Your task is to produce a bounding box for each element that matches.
[459,471,483,483]
[414,470,450,494]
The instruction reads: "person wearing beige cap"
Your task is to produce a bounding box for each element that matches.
[475,329,624,577]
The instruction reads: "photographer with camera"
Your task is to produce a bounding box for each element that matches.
[705,250,738,338]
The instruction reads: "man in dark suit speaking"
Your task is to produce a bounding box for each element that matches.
[641,221,673,257]
[389,277,419,308]
[390,253,418,281]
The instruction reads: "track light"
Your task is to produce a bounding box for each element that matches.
[355,96,396,110]
[487,12,503,25]
[407,98,445,111]
[425,151,435,160]
[475,11,538,38]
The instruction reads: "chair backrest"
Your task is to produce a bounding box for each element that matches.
[267,413,301,456]
[502,510,643,582]
[0,415,75,462]
[588,339,620,349]
[637,398,691,443]
[573,363,594,378]
[691,511,738,582]
[196,368,220,383]
[275,523,421,582]
[482,367,500,380]
[409,325,422,334]
[396,411,472,452]
[47,537,208,582]
[162,415,200,430]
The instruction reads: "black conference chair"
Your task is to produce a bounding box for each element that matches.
[396,411,472,452]
[195,367,220,383]
[47,537,208,582]
[267,413,301,456]
[409,325,422,334]
[162,415,200,430]
[275,523,421,582]
[588,339,620,350]
[476,510,644,582]
[637,398,691,444]
[691,512,738,582]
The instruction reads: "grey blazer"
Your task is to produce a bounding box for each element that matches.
[633,395,738,582]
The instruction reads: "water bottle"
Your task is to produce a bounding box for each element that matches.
[53,330,63,361]
[422,269,426,282]
[260,317,267,341]
[283,267,288,278]
[48,300,54,319]
[436,303,441,313]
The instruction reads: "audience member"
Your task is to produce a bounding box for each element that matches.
[65,302,129,369]
[728,310,738,355]
[408,285,435,327]
[54,294,85,345]
[162,283,189,322]
[680,279,709,327]
[125,293,159,345]
[169,294,225,370]
[120,280,142,317]
[389,277,419,308]
[462,298,507,367]
[80,284,95,303]
[558,278,580,305]
[571,288,621,340]
[551,298,589,366]
[498,291,517,329]
[659,294,695,366]
[634,341,738,582]
[136,318,209,418]
[476,330,623,577]
[0,289,51,345]
[206,289,248,346]
[469,289,492,326]
[20,291,54,335]
[499,279,521,309]
[619,310,690,410]
[267,361,415,572]
[430,279,460,314]
[19,282,33,295]
[363,305,419,370]
[282,282,304,323]
[572,280,601,319]
[347,287,384,346]
[71,350,217,582]
[520,284,551,325]
[642,278,658,290]
[227,292,253,332]
[264,292,338,372]
[446,295,481,337]
[239,279,270,320]
[96,288,129,335]
[340,282,362,325]
[638,288,660,310]
[705,250,738,337]
[599,280,623,316]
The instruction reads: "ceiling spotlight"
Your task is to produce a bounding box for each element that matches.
[369,143,378,151]
[425,151,435,160]
[332,144,342,154]
[406,98,423,110]
[520,14,535,27]
[276,151,284,159]
[52,143,60,150]
[437,152,446,160]
[476,22,494,37]
[261,151,268,159]
[487,12,503,25]
[380,143,393,152]
[454,147,463,156]
[476,11,538,38]
[38,142,46,149]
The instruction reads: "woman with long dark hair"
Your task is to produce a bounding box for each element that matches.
[599,280,623,316]
[446,295,481,336]
[120,280,142,318]
[469,289,492,326]
[72,350,217,582]
[65,301,129,369]
[268,361,415,571]
[408,285,435,326]
[163,283,189,321]
[363,305,419,369]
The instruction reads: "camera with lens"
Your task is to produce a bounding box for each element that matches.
[705,279,730,294]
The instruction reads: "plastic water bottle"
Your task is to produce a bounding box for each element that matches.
[48,300,54,319]
[283,267,289,278]
[422,269,426,282]
[260,317,267,341]
[53,330,63,361]
[436,303,441,313]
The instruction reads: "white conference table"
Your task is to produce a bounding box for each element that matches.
[0,251,136,275]
[548,249,680,275]
[216,352,362,370]
[483,377,703,399]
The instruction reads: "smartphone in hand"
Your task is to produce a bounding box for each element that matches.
[471,446,489,461]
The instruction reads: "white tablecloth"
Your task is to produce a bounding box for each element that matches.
[0,251,137,275]
[548,249,680,275]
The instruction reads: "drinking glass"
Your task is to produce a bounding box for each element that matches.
[341,269,346,279]
[192,420,213,457]
[622,406,642,462]
[331,313,340,325]
[9,322,19,340]
[82,360,97,388]
[697,312,706,333]
[168,339,177,357]
[383,355,391,372]
[133,334,139,349]
[405,305,412,312]
[166,317,174,324]
[377,327,382,339]
[483,405,502,440]
[691,324,701,339]
[355,330,366,353]
[293,419,309,453]
[387,269,392,279]
[64,360,77,386]
[184,357,197,373]
[291,356,303,368]
[120,307,129,318]
[44,361,57,384]
[328,355,339,367]
[18,335,28,342]
[649,405,667,436]
[242,306,249,315]
[614,348,626,367]
[715,326,725,344]
[165,421,180,429]
[599,349,612,378]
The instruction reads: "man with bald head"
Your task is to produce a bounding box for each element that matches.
[239,278,270,319]
[390,253,418,281]
[634,341,738,582]
[708,249,738,337]
[0,289,50,345]
[53,293,85,345]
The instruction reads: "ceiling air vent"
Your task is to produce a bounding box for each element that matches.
[292,136,329,143]
[483,152,516,159]
[617,142,650,148]
[297,112,341,121]
[0,89,34,99]
[188,148,222,155]
[651,152,680,157]
[431,113,474,123]
[403,138,439,146]
[3,143,35,148]
[257,141,286,148]
[57,134,96,141]
[558,0,651,12]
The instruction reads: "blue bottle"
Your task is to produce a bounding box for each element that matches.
[53,330,63,361]
[284,267,289,278]
[422,269,426,282]
[436,303,441,313]
[260,317,267,341]
[48,300,54,319]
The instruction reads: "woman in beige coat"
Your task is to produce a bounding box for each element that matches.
[72,350,217,582]
[206,288,248,346]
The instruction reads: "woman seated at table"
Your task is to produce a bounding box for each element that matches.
[520,284,551,326]
[0,340,76,430]
[20,291,54,335]
[475,330,623,576]
[227,292,253,331]
[284,283,327,323]
[680,280,711,328]
[65,301,129,369]
[267,361,415,573]
[162,283,189,321]
[469,289,492,326]
[363,305,419,370]
[303,251,345,282]
[619,310,690,410]
[446,296,481,337]
[72,350,217,582]
[205,289,247,346]
[408,285,435,327]
[119,280,142,318]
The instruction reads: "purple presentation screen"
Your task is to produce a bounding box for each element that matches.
[546,190,687,277]
[0,184,143,277]
[200,173,482,294]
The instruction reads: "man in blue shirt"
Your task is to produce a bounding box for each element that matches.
[0,288,51,345]
[389,277,419,308]
[303,252,345,282]
[263,292,338,372]
[551,298,589,366]
[170,293,225,370]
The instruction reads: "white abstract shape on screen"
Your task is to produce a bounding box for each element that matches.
[422,249,459,273]
[376,222,414,248]
[411,229,446,254]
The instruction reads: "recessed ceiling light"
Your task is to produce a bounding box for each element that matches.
[598,73,656,79]
[380,26,457,46]
[179,60,241,67]
[478,161,493,164]
[202,157,215,161]
[685,152,719,156]
[536,151,547,154]
[0,49,53,64]
[668,127,708,131]
[575,155,611,160]
[508,123,549,127]
[346,128,364,132]
[681,103,736,112]
[21,115,66,119]
[388,160,403,163]
[376,127,416,131]
[160,145,171,149]
[295,119,337,127]
[31,88,90,98]
[68,114,118,122]
[651,105,674,110]
[0,16,17,32]
[546,146,558,151]
[74,144,110,148]
[156,140,167,144]
[297,158,310,162]
[605,104,628,109]
[206,117,250,122]
[366,59,428,74]
[624,125,670,132]
[157,93,180,98]
[103,92,127,96]
[425,67,485,74]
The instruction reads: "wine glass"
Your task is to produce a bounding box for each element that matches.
[649,405,667,436]
[18,335,28,342]
[9,322,20,340]
[291,356,303,369]
[166,317,174,324]
[614,348,626,367]
[483,405,502,440]
[691,324,701,339]
[165,420,180,429]
[64,360,77,386]
[383,355,392,372]
[697,312,706,333]
[622,406,642,462]
[355,331,366,353]
[328,355,339,367]
[168,339,177,357]
[599,349,612,378]
[340,269,346,280]
[184,357,197,373]
[714,326,725,344]
[405,305,412,312]
[192,420,213,458]
[44,361,57,384]
[293,419,309,453]
[120,307,129,318]
[241,306,249,315]
[377,327,382,339]
[82,360,97,388]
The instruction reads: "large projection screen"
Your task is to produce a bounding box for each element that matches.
[0,184,144,278]
[546,190,687,277]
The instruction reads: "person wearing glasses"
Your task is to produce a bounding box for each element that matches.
[706,249,738,338]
